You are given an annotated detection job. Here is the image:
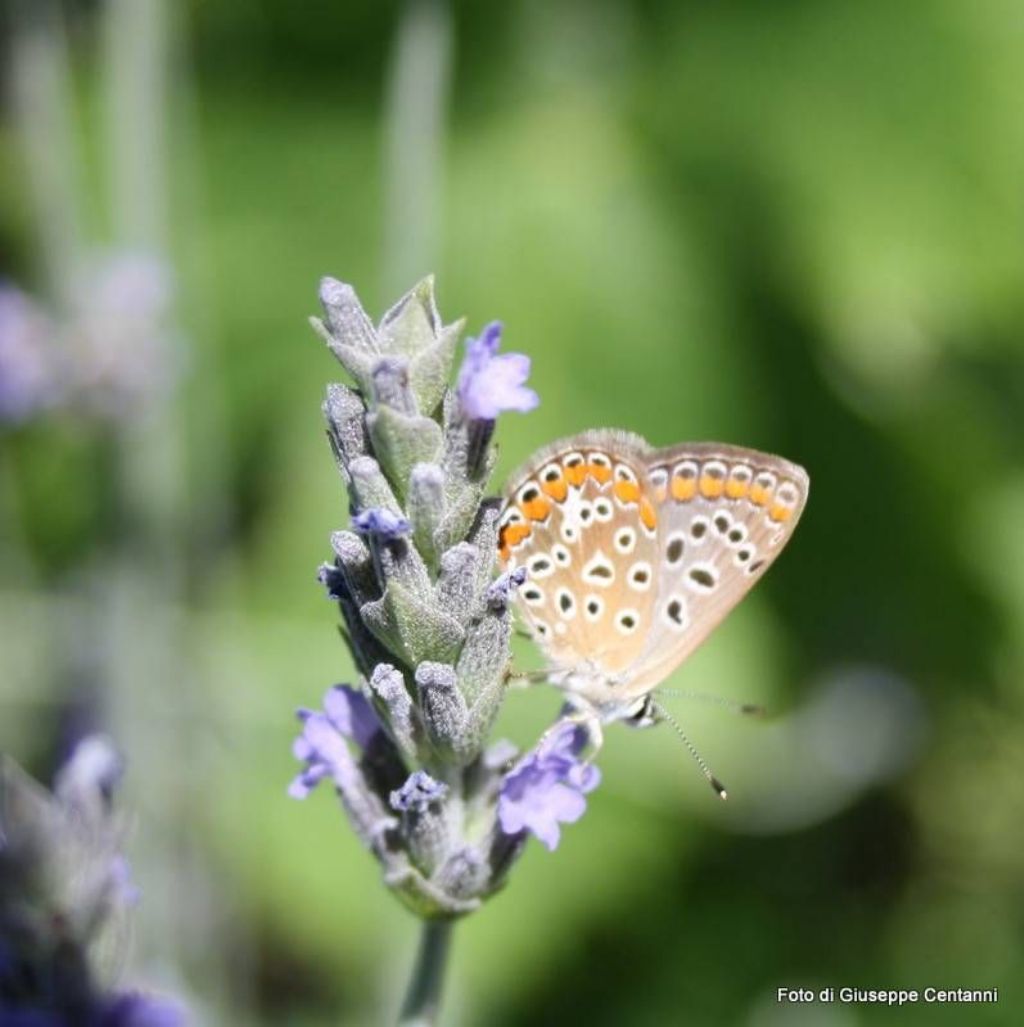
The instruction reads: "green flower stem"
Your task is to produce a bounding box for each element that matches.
[398,919,454,1027]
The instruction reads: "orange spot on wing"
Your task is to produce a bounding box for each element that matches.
[499,522,532,550]
[519,496,551,521]
[614,480,641,504]
[564,464,587,487]
[540,476,568,502]
[498,544,510,561]
[671,476,697,501]
[769,503,793,523]
[750,484,772,506]
[725,480,750,499]
[699,475,725,498]
[639,496,658,530]
[587,462,613,484]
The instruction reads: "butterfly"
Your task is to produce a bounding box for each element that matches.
[498,429,809,791]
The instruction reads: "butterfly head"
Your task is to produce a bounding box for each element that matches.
[622,693,659,729]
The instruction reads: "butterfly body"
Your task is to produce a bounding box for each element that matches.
[499,429,809,728]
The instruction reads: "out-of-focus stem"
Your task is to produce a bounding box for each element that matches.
[382,0,453,300]
[398,919,454,1027]
[7,0,82,302]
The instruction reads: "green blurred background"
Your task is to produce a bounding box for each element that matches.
[2,1,1023,1024]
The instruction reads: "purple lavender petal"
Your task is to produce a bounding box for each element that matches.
[101,991,187,1027]
[390,769,448,813]
[288,686,382,801]
[352,508,411,540]
[0,285,58,424]
[287,762,329,799]
[323,685,380,749]
[302,714,352,771]
[455,322,539,421]
[497,721,600,851]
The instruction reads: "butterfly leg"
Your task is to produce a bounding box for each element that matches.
[503,667,557,690]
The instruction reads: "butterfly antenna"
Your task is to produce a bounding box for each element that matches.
[652,700,728,801]
[657,688,765,718]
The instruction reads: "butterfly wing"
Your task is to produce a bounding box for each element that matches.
[499,430,664,691]
[617,442,810,699]
[500,432,809,715]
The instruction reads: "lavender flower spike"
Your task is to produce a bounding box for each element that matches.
[456,321,539,421]
[296,276,563,1022]
[0,746,188,1023]
[498,721,601,851]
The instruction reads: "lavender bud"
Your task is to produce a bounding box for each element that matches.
[318,278,378,354]
[317,562,347,601]
[435,543,481,624]
[435,846,489,901]
[370,356,416,415]
[390,770,450,875]
[347,455,402,519]
[408,462,447,569]
[323,383,370,478]
[415,662,473,764]
[329,531,379,605]
[368,664,422,765]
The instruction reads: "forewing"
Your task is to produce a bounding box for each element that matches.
[499,430,662,680]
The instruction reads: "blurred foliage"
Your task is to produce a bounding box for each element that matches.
[2,0,1023,1025]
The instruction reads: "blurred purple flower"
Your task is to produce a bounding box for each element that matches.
[0,992,186,1026]
[0,1010,61,1026]
[0,284,58,424]
[498,721,600,851]
[101,992,188,1027]
[456,322,538,421]
[55,735,124,813]
[67,251,177,420]
[390,770,447,813]
[352,508,411,540]
[289,685,382,799]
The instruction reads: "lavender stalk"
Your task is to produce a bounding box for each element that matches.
[291,276,598,1024]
